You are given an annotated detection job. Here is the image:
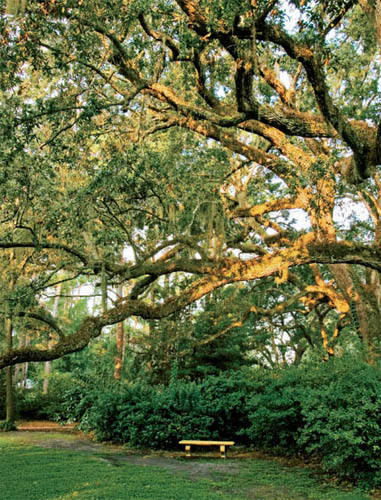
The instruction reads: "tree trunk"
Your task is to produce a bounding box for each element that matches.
[355,270,381,361]
[13,334,23,385]
[114,321,125,380]
[43,284,61,394]
[329,263,381,361]
[42,360,51,394]
[5,366,14,422]
[114,286,125,380]
[5,317,15,423]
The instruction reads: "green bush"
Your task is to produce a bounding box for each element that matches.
[243,360,381,487]
[0,419,17,431]
[199,371,253,442]
[70,371,254,448]
[82,382,216,447]
[57,384,95,424]
[15,389,49,420]
[297,360,381,488]
[60,362,381,488]
[245,368,304,454]
[16,372,83,421]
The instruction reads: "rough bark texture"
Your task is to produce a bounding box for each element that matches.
[5,318,15,422]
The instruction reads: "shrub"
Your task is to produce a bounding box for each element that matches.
[72,372,255,448]
[57,384,95,424]
[15,389,50,420]
[0,420,17,431]
[16,372,84,421]
[62,362,381,488]
[297,360,381,488]
[199,371,253,442]
[245,368,304,454]
[82,382,216,447]
[84,390,124,441]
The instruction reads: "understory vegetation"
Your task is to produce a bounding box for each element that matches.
[4,357,380,490]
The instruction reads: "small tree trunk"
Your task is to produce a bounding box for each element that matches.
[43,284,61,394]
[114,321,125,380]
[5,366,15,422]
[114,285,125,380]
[19,335,30,389]
[42,361,51,394]
[5,317,15,423]
[20,362,29,388]
[329,263,381,362]
[13,335,24,384]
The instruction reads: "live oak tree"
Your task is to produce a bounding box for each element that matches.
[0,0,380,371]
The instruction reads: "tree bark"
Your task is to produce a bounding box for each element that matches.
[114,320,125,380]
[43,284,61,394]
[114,286,125,380]
[329,263,381,361]
[5,317,15,423]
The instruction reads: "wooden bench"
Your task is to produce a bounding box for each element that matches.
[179,440,235,458]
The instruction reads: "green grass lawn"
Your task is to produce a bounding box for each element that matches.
[0,433,374,500]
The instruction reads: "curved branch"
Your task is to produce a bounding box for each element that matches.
[255,23,377,180]
[2,236,381,368]
[0,310,66,340]
[15,311,66,340]
[173,1,377,180]
[139,14,180,60]
[0,241,88,265]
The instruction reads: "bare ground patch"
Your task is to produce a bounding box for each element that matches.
[13,425,241,481]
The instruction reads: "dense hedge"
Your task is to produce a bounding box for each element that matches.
[60,360,381,488]
[298,362,381,488]
[245,361,381,488]
[61,370,252,448]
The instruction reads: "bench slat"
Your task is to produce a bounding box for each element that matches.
[179,440,235,446]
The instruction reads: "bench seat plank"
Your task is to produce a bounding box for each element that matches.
[179,440,234,445]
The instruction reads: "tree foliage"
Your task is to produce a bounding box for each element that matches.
[0,0,380,367]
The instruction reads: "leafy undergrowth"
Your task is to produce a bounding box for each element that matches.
[0,432,376,500]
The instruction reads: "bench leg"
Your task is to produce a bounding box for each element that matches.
[220,445,226,458]
[185,445,191,457]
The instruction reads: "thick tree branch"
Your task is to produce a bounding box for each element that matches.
[173,2,378,181]
[254,23,378,180]
[3,236,381,368]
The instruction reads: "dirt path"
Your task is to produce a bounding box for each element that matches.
[39,437,241,479]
